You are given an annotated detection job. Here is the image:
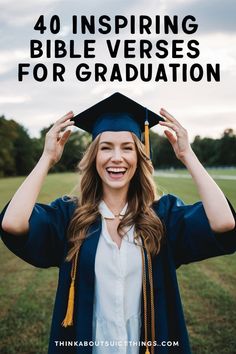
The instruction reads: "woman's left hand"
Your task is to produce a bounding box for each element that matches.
[159,108,193,161]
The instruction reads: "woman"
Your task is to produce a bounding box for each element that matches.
[1,92,236,354]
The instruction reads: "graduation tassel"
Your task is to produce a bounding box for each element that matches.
[144,108,150,158]
[61,279,75,327]
[61,251,79,327]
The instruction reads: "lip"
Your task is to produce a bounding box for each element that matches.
[105,168,127,181]
[106,167,128,170]
[105,167,128,173]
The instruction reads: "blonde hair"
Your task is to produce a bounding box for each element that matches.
[66,133,164,261]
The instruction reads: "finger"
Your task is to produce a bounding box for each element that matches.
[164,130,177,145]
[160,108,181,126]
[55,111,74,125]
[59,120,75,129]
[59,129,72,146]
[52,120,75,134]
[160,108,175,122]
[159,120,180,134]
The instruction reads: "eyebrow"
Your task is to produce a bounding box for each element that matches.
[99,141,135,145]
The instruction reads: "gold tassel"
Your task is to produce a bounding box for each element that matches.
[61,251,79,327]
[144,108,150,158]
[61,279,75,327]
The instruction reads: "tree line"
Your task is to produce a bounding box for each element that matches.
[0,115,236,177]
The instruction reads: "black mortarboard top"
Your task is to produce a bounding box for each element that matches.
[72,92,164,143]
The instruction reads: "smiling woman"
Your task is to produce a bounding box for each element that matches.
[96,132,137,187]
[0,92,235,354]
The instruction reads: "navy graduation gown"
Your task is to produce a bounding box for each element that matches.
[1,194,236,354]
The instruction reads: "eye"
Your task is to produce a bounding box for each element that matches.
[124,146,133,150]
[101,146,110,150]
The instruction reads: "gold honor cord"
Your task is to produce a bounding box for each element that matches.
[141,243,155,354]
[141,246,150,354]
[147,250,156,353]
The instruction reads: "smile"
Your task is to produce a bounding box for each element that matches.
[105,167,127,179]
[106,167,127,174]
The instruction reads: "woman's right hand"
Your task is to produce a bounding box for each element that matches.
[41,111,75,166]
[1,111,75,234]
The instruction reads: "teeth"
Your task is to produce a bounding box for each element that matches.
[106,168,127,173]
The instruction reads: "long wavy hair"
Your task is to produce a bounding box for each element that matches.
[66,132,165,261]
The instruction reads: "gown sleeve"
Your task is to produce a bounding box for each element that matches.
[157,194,236,268]
[0,197,76,268]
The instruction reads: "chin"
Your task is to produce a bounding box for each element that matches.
[105,181,129,189]
[103,178,130,190]
[98,169,135,192]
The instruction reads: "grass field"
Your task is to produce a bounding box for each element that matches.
[156,168,236,177]
[0,170,235,354]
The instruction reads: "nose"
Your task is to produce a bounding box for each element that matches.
[110,147,123,162]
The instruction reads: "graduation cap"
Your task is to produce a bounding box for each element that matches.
[72,92,164,158]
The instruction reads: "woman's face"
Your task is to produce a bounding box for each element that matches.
[96,131,138,192]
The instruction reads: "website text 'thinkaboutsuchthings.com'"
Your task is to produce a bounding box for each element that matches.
[54,340,179,348]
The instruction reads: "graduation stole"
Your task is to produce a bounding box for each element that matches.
[61,235,155,354]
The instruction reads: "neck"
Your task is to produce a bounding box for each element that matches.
[102,185,128,212]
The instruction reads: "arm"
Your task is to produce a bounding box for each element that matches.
[2,111,74,235]
[159,108,235,233]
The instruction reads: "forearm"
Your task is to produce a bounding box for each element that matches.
[181,149,235,232]
[1,111,74,235]
[2,154,52,234]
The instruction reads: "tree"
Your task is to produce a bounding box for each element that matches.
[39,124,91,172]
[0,116,18,176]
[1,114,236,176]
[0,116,37,176]
[151,131,182,168]
[191,136,220,166]
[216,129,236,166]
[13,123,35,175]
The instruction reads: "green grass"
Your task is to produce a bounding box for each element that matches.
[155,168,236,176]
[0,171,236,353]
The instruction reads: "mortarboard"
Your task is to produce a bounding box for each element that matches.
[72,92,164,158]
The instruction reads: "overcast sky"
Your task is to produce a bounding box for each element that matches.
[0,0,236,141]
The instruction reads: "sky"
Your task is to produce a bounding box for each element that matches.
[0,0,236,141]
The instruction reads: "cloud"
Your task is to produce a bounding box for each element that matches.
[167,0,236,34]
[0,0,235,142]
[0,95,31,104]
[0,49,29,75]
[0,0,59,27]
